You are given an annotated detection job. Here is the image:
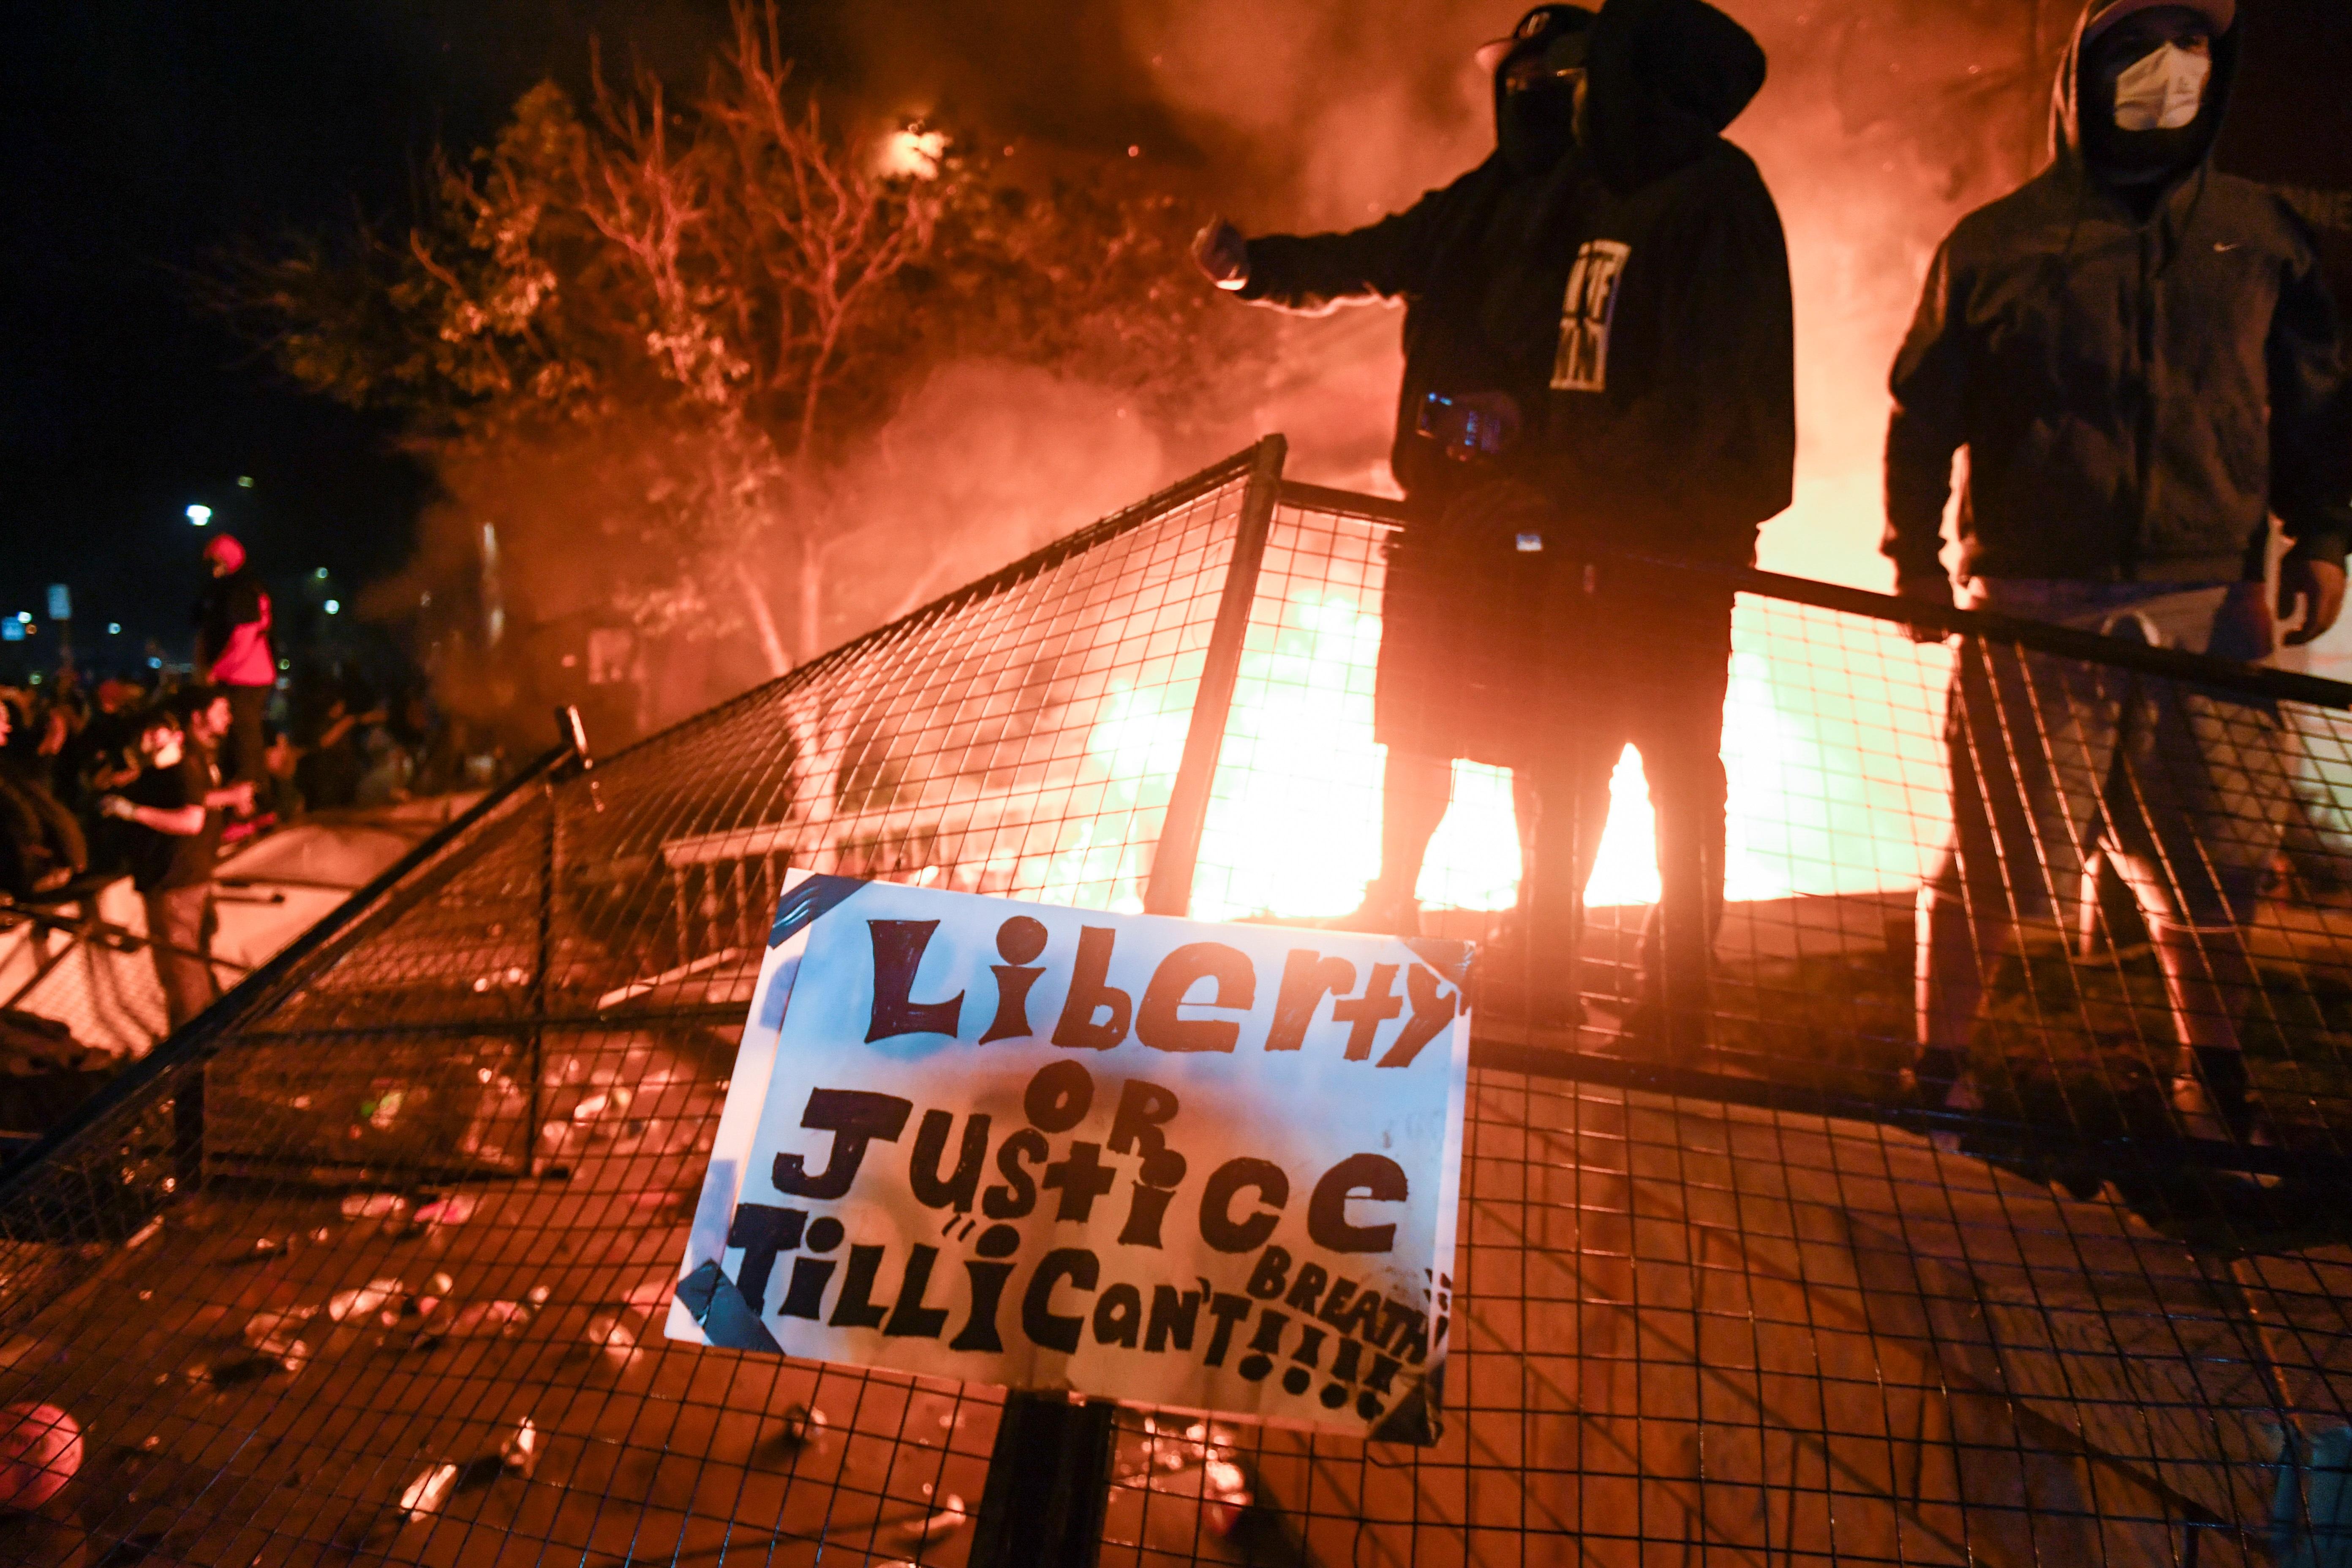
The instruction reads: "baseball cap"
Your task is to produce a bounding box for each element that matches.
[1475,4,1596,74]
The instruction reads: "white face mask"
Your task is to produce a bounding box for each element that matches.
[2111,41,2210,132]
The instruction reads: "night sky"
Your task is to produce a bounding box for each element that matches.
[0,0,1185,672]
[3,0,2346,675]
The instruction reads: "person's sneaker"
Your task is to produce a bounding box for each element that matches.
[2168,1071,2276,1150]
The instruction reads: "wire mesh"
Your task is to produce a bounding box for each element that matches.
[2,444,2351,1565]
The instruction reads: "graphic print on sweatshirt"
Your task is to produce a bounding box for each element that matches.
[1552,240,1631,393]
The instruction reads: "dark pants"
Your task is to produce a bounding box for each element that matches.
[223,685,270,793]
[1523,568,1735,1033]
[144,885,218,1032]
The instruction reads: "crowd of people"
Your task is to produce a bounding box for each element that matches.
[0,532,479,1030]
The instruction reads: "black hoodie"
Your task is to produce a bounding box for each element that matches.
[1883,0,2352,587]
[1235,0,1794,565]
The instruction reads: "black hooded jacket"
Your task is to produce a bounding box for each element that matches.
[1883,0,2352,587]
[1235,0,1794,565]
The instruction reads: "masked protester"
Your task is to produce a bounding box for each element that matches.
[193,533,277,801]
[1193,0,1794,1053]
[1885,0,2352,1141]
[97,690,251,1032]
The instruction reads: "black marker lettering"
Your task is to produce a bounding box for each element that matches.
[1135,942,1255,1053]
[982,1129,1046,1219]
[1266,950,1356,1052]
[1308,1153,1409,1253]
[725,1203,804,1314]
[980,917,1049,1043]
[1093,1283,1143,1348]
[883,1245,952,1339]
[828,1245,889,1329]
[909,1110,990,1213]
[951,1261,1016,1353]
[1202,1293,1252,1367]
[866,921,964,1041]
[772,1089,913,1200]
[1200,1159,1288,1254]
[1051,927,1131,1050]
[1022,1248,1099,1353]
[1146,1286,1201,1353]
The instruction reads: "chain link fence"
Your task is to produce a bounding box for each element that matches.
[2,439,2350,1565]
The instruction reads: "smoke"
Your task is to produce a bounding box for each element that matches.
[384,0,2075,746]
[814,361,1207,643]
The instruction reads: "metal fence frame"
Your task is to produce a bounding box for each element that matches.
[4,436,2350,1566]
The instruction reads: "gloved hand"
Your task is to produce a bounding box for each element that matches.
[1190,218,1250,290]
[98,795,136,822]
[1897,573,1953,644]
[2280,555,2347,647]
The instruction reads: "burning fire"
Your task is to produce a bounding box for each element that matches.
[1066,576,1953,923]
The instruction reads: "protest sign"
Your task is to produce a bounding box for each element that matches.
[667,871,1471,1443]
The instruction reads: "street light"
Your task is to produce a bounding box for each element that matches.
[106,622,121,636]
[186,504,212,527]
[324,599,341,615]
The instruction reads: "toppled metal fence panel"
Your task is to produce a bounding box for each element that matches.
[1,441,2351,1565]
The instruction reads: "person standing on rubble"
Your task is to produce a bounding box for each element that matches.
[1886,0,2352,1141]
[1193,0,1795,1050]
[193,533,278,802]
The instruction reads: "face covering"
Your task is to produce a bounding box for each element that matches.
[1497,34,1587,174]
[2111,41,2210,131]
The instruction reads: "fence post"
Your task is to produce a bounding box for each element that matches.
[966,1394,1119,1568]
[966,436,1285,1568]
[1140,433,1287,919]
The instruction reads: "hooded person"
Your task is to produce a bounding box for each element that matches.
[1192,0,1794,1051]
[192,532,276,799]
[1884,0,2352,1141]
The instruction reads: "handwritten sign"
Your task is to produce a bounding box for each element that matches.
[667,872,1471,1442]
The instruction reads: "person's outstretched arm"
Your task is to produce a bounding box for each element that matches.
[1192,175,1475,315]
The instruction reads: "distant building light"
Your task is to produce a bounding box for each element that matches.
[324,599,341,615]
[26,672,39,686]
[278,659,290,671]
[186,504,212,527]
[237,475,255,488]
[13,612,27,624]
[107,622,121,635]
[314,567,329,580]
[0,623,19,643]
[148,656,162,669]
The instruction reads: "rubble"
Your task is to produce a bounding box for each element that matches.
[398,1461,459,1521]
[327,1279,406,1323]
[499,1416,539,1478]
[892,1494,967,1544]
